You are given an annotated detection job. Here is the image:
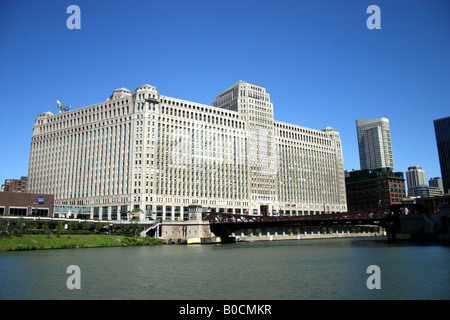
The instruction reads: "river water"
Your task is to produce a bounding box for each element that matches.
[0,237,449,300]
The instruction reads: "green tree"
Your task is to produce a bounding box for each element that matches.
[95,222,103,232]
[68,221,78,234]
[82,221,91,231]
[27,221,38,230]
[10,218,26,236]
[116,225,128,235]
[56,222,64,235]
[41,222,51,238]
[0,219,9,236]
[125,208,144,237]
[129,219,143,238]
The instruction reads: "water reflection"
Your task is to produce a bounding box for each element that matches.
[1,237,449,300]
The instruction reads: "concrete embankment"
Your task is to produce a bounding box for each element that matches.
[234,232,384,242]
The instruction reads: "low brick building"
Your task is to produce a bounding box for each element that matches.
[345,168,407,212]
[0,192,54,217]
[3,176,27,192]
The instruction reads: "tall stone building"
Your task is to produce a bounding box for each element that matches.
[27,81,347,220]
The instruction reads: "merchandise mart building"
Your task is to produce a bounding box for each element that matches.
[27,81,347,220]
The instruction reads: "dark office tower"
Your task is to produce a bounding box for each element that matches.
[434,116,450,194]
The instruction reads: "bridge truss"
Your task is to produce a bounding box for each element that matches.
[203,206,405,240]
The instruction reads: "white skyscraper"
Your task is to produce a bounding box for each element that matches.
[406,166,426,195]
[356,118,394,171]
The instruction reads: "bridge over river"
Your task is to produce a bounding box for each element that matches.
[199,203,428,242]
[1,203,432,243]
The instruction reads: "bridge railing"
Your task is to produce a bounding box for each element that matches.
[203,207,392,225]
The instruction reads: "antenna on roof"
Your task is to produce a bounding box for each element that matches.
[56,100,71,113]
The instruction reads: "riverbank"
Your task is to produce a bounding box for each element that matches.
[0,231,385,251]
[0,234,164,251]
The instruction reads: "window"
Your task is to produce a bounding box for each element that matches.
[32,208,49,217]
[9,207,27,216]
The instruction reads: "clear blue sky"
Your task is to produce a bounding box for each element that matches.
[0,0,449,186]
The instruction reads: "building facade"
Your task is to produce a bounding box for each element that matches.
[434,116,450,194]
[406,166,426,195]
[3,176,27,192]
[408,185,443,198]
[429,177,444,193]
[27,81,347,220]
[345,168,406,212]
[0,192,54,217]
[356,118,394,171]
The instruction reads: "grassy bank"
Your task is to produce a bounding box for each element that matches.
[0,234,164,252]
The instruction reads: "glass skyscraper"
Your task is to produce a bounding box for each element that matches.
[434,116,450,194]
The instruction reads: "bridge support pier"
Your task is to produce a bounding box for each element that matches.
[160,221,222,244]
